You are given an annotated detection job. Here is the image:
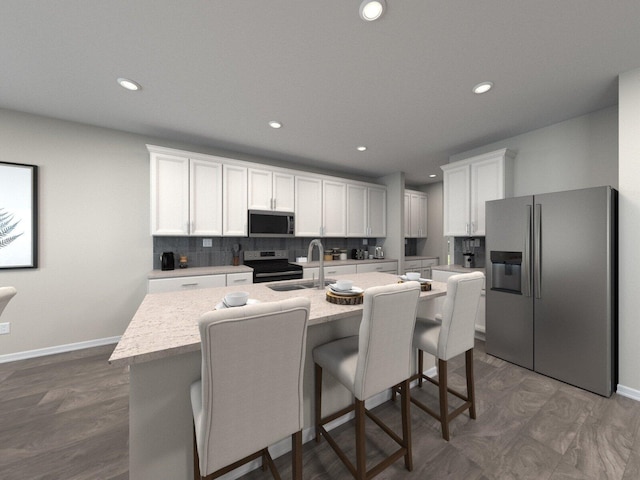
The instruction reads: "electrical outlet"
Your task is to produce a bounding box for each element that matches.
[203,238,213,247]
[0,322,10,335]
[474,239,480,247]
[362,239,368,245]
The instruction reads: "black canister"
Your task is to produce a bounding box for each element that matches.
[161,252,175,270]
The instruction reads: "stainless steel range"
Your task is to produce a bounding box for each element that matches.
[243,250,303,283]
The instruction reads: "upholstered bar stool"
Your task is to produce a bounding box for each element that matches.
[410,272,484,441]
[0,286,17,317]
[313,282,421,480]
[190,297,310,480]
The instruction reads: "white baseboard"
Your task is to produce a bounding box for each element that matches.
[616,384,640,402]
[0,336,121,364]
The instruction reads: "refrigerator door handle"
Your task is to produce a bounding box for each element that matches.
[535,203,542,299]
[524,205,532,297]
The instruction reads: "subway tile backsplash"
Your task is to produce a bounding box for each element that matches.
[152,237,380,269]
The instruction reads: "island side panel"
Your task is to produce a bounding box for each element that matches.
[129,351,201,480]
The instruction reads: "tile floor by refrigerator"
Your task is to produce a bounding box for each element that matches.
[1,341,639,480]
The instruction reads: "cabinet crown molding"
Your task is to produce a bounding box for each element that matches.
[440,148,515,171]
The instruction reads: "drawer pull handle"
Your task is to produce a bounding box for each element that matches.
[181,283,198,287]
[232,279,246,283]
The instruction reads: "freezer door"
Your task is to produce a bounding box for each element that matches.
[533,186,615,396]
[485,195,534,369]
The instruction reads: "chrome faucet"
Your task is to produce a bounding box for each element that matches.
[307,239,325,289]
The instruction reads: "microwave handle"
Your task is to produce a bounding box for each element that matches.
[288,215,294,234]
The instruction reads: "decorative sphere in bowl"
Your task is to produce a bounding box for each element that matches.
[224,291,250,307]
[406,272,421,281]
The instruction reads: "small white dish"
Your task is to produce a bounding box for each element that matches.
[334,279,354,291]
[224,291,250,307]
[405,272,421,281]
[399,275,431,283]
[329,285,363,296]
[216,298,260,310]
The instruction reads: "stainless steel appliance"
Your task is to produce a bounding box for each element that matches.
[485,186,617,397]
[243,250,303,283]
[374,246,384,259]
[248,210,294,237]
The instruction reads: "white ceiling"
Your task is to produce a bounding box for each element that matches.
[2,1,639,185]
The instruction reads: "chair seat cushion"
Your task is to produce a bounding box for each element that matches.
[413,318,441,357]
[313,336,359,395]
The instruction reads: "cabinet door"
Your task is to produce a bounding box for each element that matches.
[324,264,357,277]
[322,180,347,237]
[226,272,253,286]
[150,153,189,235]
[273,172,295,212]
[147,274,226,293]
[410,193,428,237]
[443,164,470,236]
[247,168,273,211]
[404,193,411,237]
[470,156,504,236]
[295,176,323,236]
[190,159,222,236]
[346,184,367,237]
[223,165,248,236]
[367,187,386,237]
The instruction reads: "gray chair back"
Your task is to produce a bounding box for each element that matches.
[354,282,421,400]
[437,272,484,361]
[195,297,310,475]
[0,287,17,318]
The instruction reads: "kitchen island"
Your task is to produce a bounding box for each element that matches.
[110,272,446,480]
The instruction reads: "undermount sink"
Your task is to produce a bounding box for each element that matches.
[267,279,334,292]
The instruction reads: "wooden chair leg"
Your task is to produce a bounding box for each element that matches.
[315,363,323,443]
[193,424,202,480]
[355,399,367,480]
[466,349,476,419]
[400,379,413,471]
[438,358,450,441]
[292,431,302,480]
[418,349,424,387]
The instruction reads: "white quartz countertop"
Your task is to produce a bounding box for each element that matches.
[294,258,397,268]
[431,264,486,274]
[109,272,446,367]
[148,265,253,279]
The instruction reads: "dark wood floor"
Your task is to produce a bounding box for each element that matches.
[1,341,639,480]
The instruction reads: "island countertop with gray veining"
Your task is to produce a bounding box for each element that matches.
[109,272,446,367]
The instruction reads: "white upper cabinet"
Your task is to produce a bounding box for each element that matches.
[367,186,386,237]
[151,152,190,235]
[150,151,222,236]
[441,148,514,236]
[322,179,347,237]
[222,164,247,236]
[190,159,223,236]
[347,184,386,237]
[405,189,428,238]
[295,175,323,236]
[248,168,294,212]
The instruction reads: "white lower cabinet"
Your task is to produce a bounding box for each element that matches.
[148,275,226,294]
[356,261,398,275]
[148,272,253,293]
[430,268,485,334]
[226,272,253,286]
[323,264,357,277]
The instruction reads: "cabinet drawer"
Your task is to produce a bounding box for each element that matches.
[422,259,439,267]
[148,274,226,293]
[226,272,253,286]
[324,264,357,276]
[405,260,422,271]
[356,262,398,274]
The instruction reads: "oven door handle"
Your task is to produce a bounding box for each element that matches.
[255,270,303,278]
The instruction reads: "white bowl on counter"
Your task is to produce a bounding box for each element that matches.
[224,291,250,307]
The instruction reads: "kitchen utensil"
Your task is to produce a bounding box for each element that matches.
[161,252,175,271]
[224,291,249,307]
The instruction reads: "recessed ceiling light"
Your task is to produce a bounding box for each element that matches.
[357,146,367,152]
[359,0,385,21]
[429,174,437,178]
[268,121,282,129]
[117,77,141,91]
[472,81,493,94]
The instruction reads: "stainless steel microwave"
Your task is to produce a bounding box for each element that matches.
[248,210,295,237]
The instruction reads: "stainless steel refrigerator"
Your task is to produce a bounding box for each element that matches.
[485,186,617,397]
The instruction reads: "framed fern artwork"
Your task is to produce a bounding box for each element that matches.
[0,161,38,269]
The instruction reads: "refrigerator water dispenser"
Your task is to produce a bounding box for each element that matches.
[490,251,522,294]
